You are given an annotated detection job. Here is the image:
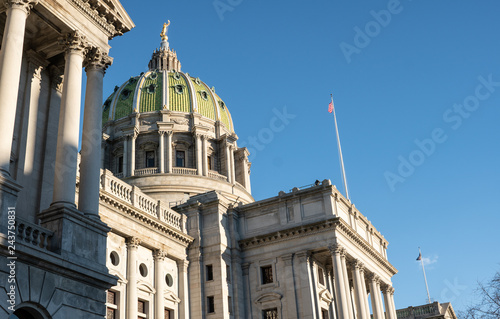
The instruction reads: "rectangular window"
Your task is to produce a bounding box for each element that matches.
[138,300,147,318]
[262,308,278,319]
[228,296,233,314]
[106,290,117,319]
[207,296,215,313]
[117,156,123,174]
[322,309,329,319]
[208,155,212,170]
[226,265,231,283]
[206,264,214,281]
[261,265,273,285]
[164,308,172,319]
[176,150,185,167]
[146,151,155,168]
[318,267,325,286]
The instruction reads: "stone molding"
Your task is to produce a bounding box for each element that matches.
[280,253,294,266]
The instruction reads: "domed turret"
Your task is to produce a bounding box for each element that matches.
[101,23,252,205]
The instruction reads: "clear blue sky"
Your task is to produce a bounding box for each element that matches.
[94,0,500,312]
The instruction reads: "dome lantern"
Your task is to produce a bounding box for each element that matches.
[148,21,181,72]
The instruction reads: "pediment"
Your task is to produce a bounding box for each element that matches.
[109,269,128,284]
[138,281,156,294]
[164,290,182,303]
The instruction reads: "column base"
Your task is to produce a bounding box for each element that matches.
[39,203,111,271]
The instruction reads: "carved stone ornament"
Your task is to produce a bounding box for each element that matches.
[59,31,89,56]
[4,0,39,13]
[49,65,64,92]
[84,47,113,72]
[327,244,343,255]
[126,237,141,248]
[153,249,167,260]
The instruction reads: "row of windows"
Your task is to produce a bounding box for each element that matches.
[106,291,174,319]
[205,264,231,282]
[116,151,215,172]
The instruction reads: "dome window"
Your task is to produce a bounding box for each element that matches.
[195,77,201,85]
[173,72,181,80]
[200,91,209,101]
[147,84,156,94]
[149,72,158,80]
[174,84,184,94]
[128,77,137,84]
[121,89,131,100]
[104,99,111,108]
[219,100,225,109]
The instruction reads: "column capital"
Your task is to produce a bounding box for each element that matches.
[59,31,89,57]
[126,237,141,248]
[367,273,380,284]
[4,0,38,13]
[349,259,365,270]
[176,259,189,270]
[84,47,113,73]
[153,249,168,261]
[327,243,344,255]
[158,130,166,136]
[295,250,311,262]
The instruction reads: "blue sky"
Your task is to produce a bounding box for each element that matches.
[94,0,500,312]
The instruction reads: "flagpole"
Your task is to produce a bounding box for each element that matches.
[331,94,350,201]
[419,247,432,304]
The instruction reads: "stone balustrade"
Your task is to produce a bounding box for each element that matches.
[17,219,53,251]
[134,167,158,176]
[208,170,227,181]
[172,167,198,175]
[100,169,184,232]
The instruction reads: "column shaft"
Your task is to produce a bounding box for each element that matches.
[369,276,383,319]
[229,146,236,184]
[340,252,355,319]
[389,289,397,319]
[0,2,33,176]
[225,144,231,182]
[178,260,190,319]
[383,289,392,319]
[79,52,110,215]
[52,33,87,206]
[130,133,136,176]
[123,136,128,176]
[281,254,298,319]
[154,250,167,319]
[159,131,165,173]
[330,246,349,319]
[195,134,202,175]
[126,238,140,319]
[359,268,371,319]
[201,136,208,176]
[166,131,173,173]
[351,262,367,319]
[376,281,385,319]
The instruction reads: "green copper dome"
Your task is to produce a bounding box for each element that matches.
[102,70,234,132]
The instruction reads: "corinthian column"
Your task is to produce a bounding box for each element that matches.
[351,260,368,319]
[368,274,384,319]
[195,133,202,175]
[154,249,167,319]
[52,31,88,207]
[126,237,141,319]
[0,0,39,176]
[79,48,112,216]
[201,135,208,176]
[177,260,190,319]
[328,244,349,319]
[166,131,173,173]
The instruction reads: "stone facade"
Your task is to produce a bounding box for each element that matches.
[0,1,400,318]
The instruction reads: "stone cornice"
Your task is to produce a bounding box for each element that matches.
[239,217,397,276]
[99,191,193,246]
[67,0,134,39]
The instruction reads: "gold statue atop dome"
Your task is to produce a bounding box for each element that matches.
[160,21,170,41]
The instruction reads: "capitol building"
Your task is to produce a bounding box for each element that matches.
[0,1,399,319]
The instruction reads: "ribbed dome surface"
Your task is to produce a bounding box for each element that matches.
[102,70,234,132]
